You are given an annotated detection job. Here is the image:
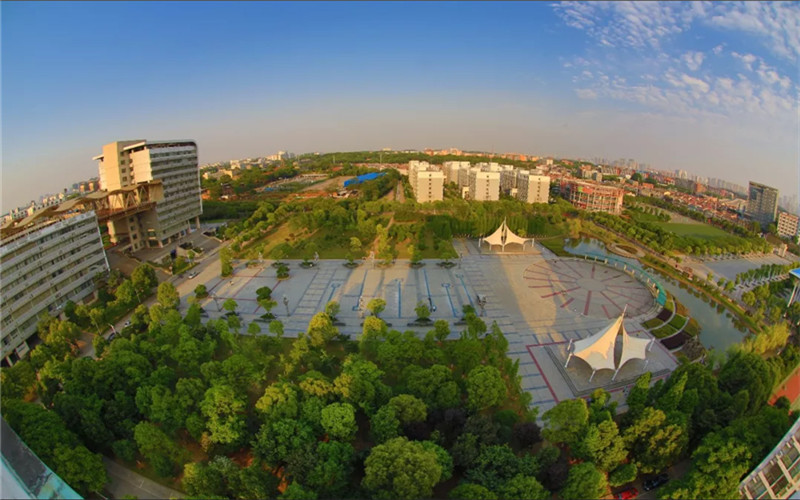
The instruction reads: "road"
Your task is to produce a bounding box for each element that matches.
[103,458,183,500]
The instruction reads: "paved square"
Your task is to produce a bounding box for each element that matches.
[181,239,675,417]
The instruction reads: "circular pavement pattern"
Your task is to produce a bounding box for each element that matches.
[523,259,653,319]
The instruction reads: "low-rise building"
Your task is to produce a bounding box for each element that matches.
[561,180,624,214]
[1,211,109,365]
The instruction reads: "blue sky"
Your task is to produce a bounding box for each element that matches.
[2,1,798,211]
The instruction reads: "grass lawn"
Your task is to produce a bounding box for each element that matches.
[650,221,733,240]
[652,323,678,338]
[539,237,570,257]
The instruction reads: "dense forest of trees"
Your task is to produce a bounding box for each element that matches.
[2,287,796,499]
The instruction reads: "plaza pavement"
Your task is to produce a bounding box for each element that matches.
[180,239,676,417]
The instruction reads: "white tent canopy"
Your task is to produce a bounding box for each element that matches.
[618,323,651,370]
[565,310,652,380]
[480,218,532,251]
[570,314,622,372]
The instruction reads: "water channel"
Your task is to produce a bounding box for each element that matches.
[562,238,746,354]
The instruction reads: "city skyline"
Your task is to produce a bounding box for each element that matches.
[2,1,798,212]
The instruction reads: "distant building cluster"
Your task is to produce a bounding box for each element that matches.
[407,160,552,205]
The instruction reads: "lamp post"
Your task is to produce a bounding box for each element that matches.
[283,296,290,316]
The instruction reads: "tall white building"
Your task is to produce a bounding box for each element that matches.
[443,161,470,185]
[468,170,500,201]
[517,172,551,204]
[1,211,108,365]
[500,166,518,194]
[94,140,202,249]
[408,160,444,202]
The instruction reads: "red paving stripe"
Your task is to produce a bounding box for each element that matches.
[591,264,595,279]
[601,304,613,319]
[601,274,624,282]
[600,291,624,312]
[529,284,575,289]
[560,297,575,308]
[526,345,560,404]
[541,286,581,298]
[606,288,644,302]
[531,263,580,280]
[584,291,592,316]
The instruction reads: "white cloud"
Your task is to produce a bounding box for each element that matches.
[712,44,724,55]
[681,74,710,94]
[707,1,800,60]
[681,51,705,71]
[576,88,598,99]
[731,51,757,71]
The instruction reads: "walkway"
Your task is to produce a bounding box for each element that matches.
[103,458,183,500]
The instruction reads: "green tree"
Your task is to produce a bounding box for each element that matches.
[182,462,225,498]
[559,462,608,500]
[718,350,775,416]
[449,483,497,500]
[608,463,638,487]
[114,279,138,307]
[280,482,317,500]
[367,298,387,318]
[466,365,507,410]
[574,419,628,471]
[256,382,299,422]
[253,418,316,467]
[349,236,362,256]
[464,445,522,491]
[415,301,431,320]
[542,398,589,446]
[362,437,442,500]
[307,311,338,347]
[325,300,341,321]
[220,247,234,277]
[131,263,158,297]
[320,402,357,441]
[304,440,356,497]
[201,384,247,446]
[371,405,401,443]
[222,298,238,314]
[247,322,261,336]
[622,407,688,474]
[195,284,208,299]
[660,433,751,499]
[499,474,550,500]
[52,445,108,495]
[134,421,184,477]
[157,281,180,310]
[387,394,428,425]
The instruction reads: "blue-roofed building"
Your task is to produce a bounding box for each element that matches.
[0,418,82,499]
[343,172,386,188]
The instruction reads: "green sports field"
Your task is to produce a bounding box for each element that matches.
[651,221,733,240]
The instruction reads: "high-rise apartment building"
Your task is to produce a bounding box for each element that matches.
[1,211,108,365]
[777,212,799,238]
[748,181,779,229]
[560,180,624,214]
[443,161,470,185]
[94,140,202,249]
[516,172,550,204]
[500,165,518,194]
[468,170,500,201]
[408,160,444,202]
